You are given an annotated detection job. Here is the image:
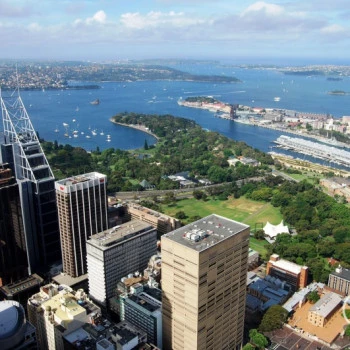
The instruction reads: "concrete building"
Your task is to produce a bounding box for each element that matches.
[0,300,37,350]
[55,172,108,277]
[127,203,181,236]
[27,283,101,350]
[120,288,162,348]
[328,265,350,295]
[86,219,157,306]
[266,254,308,291]
[308,292,342,327]
[161,214,250,350]
[0,164,28,285]
[1,89,61,271]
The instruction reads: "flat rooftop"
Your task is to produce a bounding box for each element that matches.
[87,219,154,250]
[0,274,43,297]
[55,171,106,187]
[162,214,249,252]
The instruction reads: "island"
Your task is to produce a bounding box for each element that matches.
[328,90,348,95]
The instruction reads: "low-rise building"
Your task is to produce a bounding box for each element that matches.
[266,254,308,291]
[307,292,342,327]
[127,203,181,236]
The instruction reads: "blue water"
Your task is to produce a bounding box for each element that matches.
[4,63,350,161]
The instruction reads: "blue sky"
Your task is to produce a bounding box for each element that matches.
[1,0,349,63]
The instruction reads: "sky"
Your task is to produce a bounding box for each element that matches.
[1,0,350,63]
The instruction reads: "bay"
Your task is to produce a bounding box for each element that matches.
[5,63,350,168]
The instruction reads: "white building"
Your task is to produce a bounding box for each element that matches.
[86,219,158,306]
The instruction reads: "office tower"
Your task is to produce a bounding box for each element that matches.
[0,300,37,350]
[161,214,250,350]
[0,164,28,285]
[55,172,108,277]
[0,89,61,270]
[86,219,157,306]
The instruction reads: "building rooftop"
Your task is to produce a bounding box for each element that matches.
[270,256,306,275]
[87,219,154,250]
[52,273,88,288]
[330,266,350,281]
[0,273,43,297]
[309,292,342,318]
[128,292,161,313]
[56,171,106,187]
[0,301,23,339]
[162,214,249,252]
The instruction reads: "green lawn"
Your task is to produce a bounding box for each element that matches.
[162,196,284,255]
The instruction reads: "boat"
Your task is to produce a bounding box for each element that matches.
[90,99,100,105]
[86,135,91,139]
[54,128,59,133]
[63,122,69,127]
[75,107,79,112]
[107,134,111,139]
[73,130,79,135]
[64,133,69,137]
[73,134,78,138]
[72,119,76,123]
[91,130,97,136]
[81,132,85,135]
[106,139,111,142]
[274,97,281,102]
[100,131,105,136]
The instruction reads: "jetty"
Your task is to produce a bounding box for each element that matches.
[274,135,350,168]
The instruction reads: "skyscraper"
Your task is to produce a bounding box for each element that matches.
[0,88,61,271]
[55,172,108,277]
[0,163,28,285]
[161,214,250,350]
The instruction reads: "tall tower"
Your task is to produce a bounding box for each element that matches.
[55,172,108,277]
[0,88,61,271]
[0,163,28,285]
[161,214,250,350]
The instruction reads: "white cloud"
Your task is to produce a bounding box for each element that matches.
[86,10,107,24]
[120,11,205,30]
[240,1,284,17]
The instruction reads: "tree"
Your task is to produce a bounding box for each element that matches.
[254,229,265,240]
[249,329,268,349]
[144,139,149,150]
[175,211,187,220]
[306,290,320,304]
[242,344,255,350]
[345,325,350,337]
[259,305,288,332]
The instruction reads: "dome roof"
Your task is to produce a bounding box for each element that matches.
[0,302,20,339]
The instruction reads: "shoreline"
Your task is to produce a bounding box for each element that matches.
[110,119,159,141]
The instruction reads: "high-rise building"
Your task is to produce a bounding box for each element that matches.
[55,172,108,277]
[0,89,61,271]
[86,219,157,306]
[161,214,250,350]
[0,164,28,285]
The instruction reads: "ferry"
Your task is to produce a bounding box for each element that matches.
[90,99,100,105]
[274,97,281,102]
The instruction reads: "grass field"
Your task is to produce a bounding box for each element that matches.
[162,196,283,256]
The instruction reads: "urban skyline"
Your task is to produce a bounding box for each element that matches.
[0,1,349,63]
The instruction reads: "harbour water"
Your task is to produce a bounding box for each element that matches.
[4,63,350,167]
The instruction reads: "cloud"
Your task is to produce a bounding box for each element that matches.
[120,11,205,30]
[240,1,284,17]
[86,10,107,24]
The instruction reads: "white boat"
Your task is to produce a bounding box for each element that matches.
[73,134,78,138]
[91,130,97,136]
[63,122,69,127]
[274,97,281,102]
[100,130,104,136]
[86,135,91,139]
[54,128,59,133]
[73,130,79,135]
[107,134,111,139]
[106,139,111,142]
[72,119,76,123]
[81,132,84,135]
